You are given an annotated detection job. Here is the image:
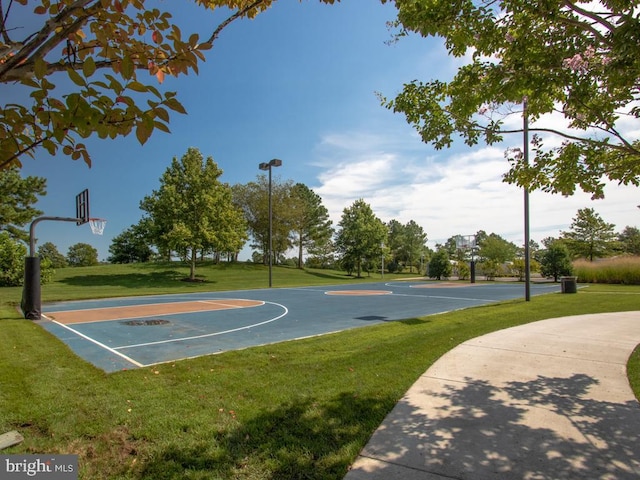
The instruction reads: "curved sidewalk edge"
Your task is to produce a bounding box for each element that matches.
[344,311,640,480]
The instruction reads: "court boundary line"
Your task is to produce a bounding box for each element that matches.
[49,319,144,368]
[114,301,289,351]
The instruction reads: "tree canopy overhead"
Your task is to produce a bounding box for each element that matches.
[0,0,337,170]
[383,0,640,199]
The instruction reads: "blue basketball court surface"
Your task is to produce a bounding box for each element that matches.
[37,281,559,372]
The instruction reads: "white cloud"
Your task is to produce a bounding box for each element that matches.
[312,128,639,249]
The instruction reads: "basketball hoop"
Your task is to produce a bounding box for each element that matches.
[88,218,106,235]
[455,235,476,250]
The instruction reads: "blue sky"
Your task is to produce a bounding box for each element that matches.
[16,1,639,261]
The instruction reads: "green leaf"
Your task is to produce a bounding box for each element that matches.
[67,68,86,87]
[135,122,153,145]
[154,121,170,133]
[127,81,148,93]
[121,56,134,80]
[164,97,186,114]
[154,106,169,123]
[34,58,48,80]
[82,57,96,78]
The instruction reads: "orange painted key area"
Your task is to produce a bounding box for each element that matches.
[46,299,263,324]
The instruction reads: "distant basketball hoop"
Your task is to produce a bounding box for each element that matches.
[88,218,107,235]
[455,235,476,251]
[455,234,478,284]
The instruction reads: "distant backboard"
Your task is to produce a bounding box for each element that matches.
[75,189,90,225]
[455,235,476,250]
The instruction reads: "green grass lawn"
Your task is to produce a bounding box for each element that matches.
[1,263,639,479]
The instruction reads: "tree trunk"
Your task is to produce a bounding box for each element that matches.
[298,238,303,268]
[190,248,196,280]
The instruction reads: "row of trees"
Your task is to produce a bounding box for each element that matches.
[427,208,640,281]
[108,148,639,282]
[1,149,638,286]
[3,146,639,283]
[107,148,430,279]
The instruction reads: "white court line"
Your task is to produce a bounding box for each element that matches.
[197,300,264,309]
[115,302,289,351]
[48,318,144,368]
[390,293,495,302]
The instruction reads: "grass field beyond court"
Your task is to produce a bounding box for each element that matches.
[1,264,639,479]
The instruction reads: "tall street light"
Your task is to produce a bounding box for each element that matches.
[259,158,282,287]
[523,98,531,301]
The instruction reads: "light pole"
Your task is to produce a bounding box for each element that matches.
[259,159,282,287]
[523,98,531,301]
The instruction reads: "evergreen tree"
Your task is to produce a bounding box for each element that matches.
[561,208,617,261]
[0,166,46,242]
[618,226,640,256]
[290,184,333,268]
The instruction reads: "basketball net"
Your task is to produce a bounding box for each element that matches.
[89,218,106,235]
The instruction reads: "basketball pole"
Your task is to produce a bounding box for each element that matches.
[22,216,82,320]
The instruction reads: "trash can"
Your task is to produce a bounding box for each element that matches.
[560,276,578,294]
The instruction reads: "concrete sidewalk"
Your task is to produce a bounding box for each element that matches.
[345,311,640,480]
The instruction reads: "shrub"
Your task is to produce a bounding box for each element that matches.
[481,259,501,280]
[428,249,451,280]
[456,261,470,280]
[510,258,540,281]
[0,233,55,286]
[0,232,26,286]
[573,257,640,284]
[540,242,573,282]
[387,261,403,274]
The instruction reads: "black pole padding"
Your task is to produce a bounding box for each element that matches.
[470,260,476,284]
[21,256,41,320]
